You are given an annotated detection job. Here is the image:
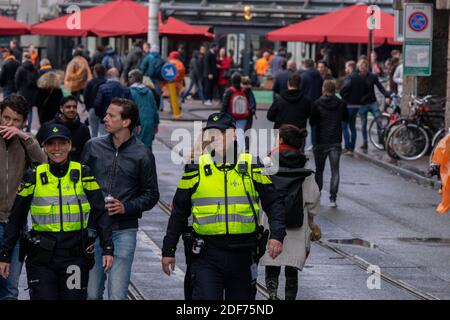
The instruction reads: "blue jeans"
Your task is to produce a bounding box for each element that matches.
[342,106,360,151]
[0,224,23,300]
[181,77,205,103]
[88,108,101,138]
[235,119,248,154]
[87,228,137,300]
[359,102,381,145]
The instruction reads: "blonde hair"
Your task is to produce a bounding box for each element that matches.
[38,71,61,90]
[188,128,237,162]
[357,58,369,70]
[323,79,336,95]
[40,58,51,67]
[189,131,211,162]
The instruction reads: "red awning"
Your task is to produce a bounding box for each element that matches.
[30,0,212,41]
[158,16,213,41]
[0,15,30,36]
[267,4,401,45]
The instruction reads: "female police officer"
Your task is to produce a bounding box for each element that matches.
[0,123,113,300]
[162,112,286,300]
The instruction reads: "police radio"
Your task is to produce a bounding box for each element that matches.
[204,164,212,176]
[70,169,80,183]
[238,161,247,174]
[40,172,48,185]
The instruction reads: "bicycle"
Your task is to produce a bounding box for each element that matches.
[368,93,401,150]
[386,95,445,161]
[383,95,433,159]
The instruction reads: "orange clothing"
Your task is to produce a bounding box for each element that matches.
[168,58,185,83]
[255,57,269,76]
[31,51,38,66]
[431,133,450,213]
[162,58,186,96]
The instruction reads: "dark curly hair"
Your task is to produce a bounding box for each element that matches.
[0,94,29,119]
[279,124,307,149]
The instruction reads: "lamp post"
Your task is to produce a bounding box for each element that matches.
[148,0,160,46]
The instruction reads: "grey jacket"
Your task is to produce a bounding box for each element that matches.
[0,135,47,223]
[81,134,159,230]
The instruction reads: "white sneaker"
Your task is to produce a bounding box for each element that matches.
[343,150,353,156]
[330,201,337,208]
[204,100,212,106]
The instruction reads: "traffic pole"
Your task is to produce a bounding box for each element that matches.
[148,0,160,46]
[168,82,181,117]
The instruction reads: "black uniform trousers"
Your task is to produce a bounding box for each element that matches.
[190,245,255,300]
[25,250,90,300]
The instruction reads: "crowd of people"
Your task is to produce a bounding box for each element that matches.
[262,49,402,209]
[0,39,161,150]
[0,36,403,301]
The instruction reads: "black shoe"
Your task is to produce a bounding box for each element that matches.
[360,143,368,150]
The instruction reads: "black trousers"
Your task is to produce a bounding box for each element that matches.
[25,251,90,300]
[190,246,255,300]
[204,78,217,101]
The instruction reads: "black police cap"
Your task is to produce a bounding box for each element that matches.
[40,123,71,145]
[203,112,236,131]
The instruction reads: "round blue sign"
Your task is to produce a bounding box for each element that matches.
[161,63,177,81]
[408,12,428,32]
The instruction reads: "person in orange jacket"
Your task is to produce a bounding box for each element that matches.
[430,131,450,213]
[168,51,186,93]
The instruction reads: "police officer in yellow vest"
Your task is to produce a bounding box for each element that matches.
[0,123,113,300]
[162,112,286,300]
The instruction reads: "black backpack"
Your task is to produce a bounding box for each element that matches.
[270,168,313,228]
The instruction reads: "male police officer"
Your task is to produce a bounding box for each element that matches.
[162,112,286,300]
[0,123,113,300]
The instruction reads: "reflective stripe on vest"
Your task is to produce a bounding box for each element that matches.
[31,162,91,232]
[191,153,259,235]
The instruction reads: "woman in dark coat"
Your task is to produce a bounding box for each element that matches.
[15,53,39,131]
[35,71,64,124]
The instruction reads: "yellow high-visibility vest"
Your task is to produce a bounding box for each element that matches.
[29,162,91,232]
[192,153,260,235]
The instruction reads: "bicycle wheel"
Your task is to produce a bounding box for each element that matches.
[383,117,403,149]
[389,124,430,161]
[429,129,446,165]
[385,125,401,159]
[431,128,446,149]
[369,114,390,150]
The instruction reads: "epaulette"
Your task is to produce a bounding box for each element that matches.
[81,164,91,177]
[251,156,264,169]
[184,163,199,172]
[22,168,37,184]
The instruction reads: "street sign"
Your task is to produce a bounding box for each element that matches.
[161,63,177,81]
[403,39,432,76]
[404,3,433,40]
